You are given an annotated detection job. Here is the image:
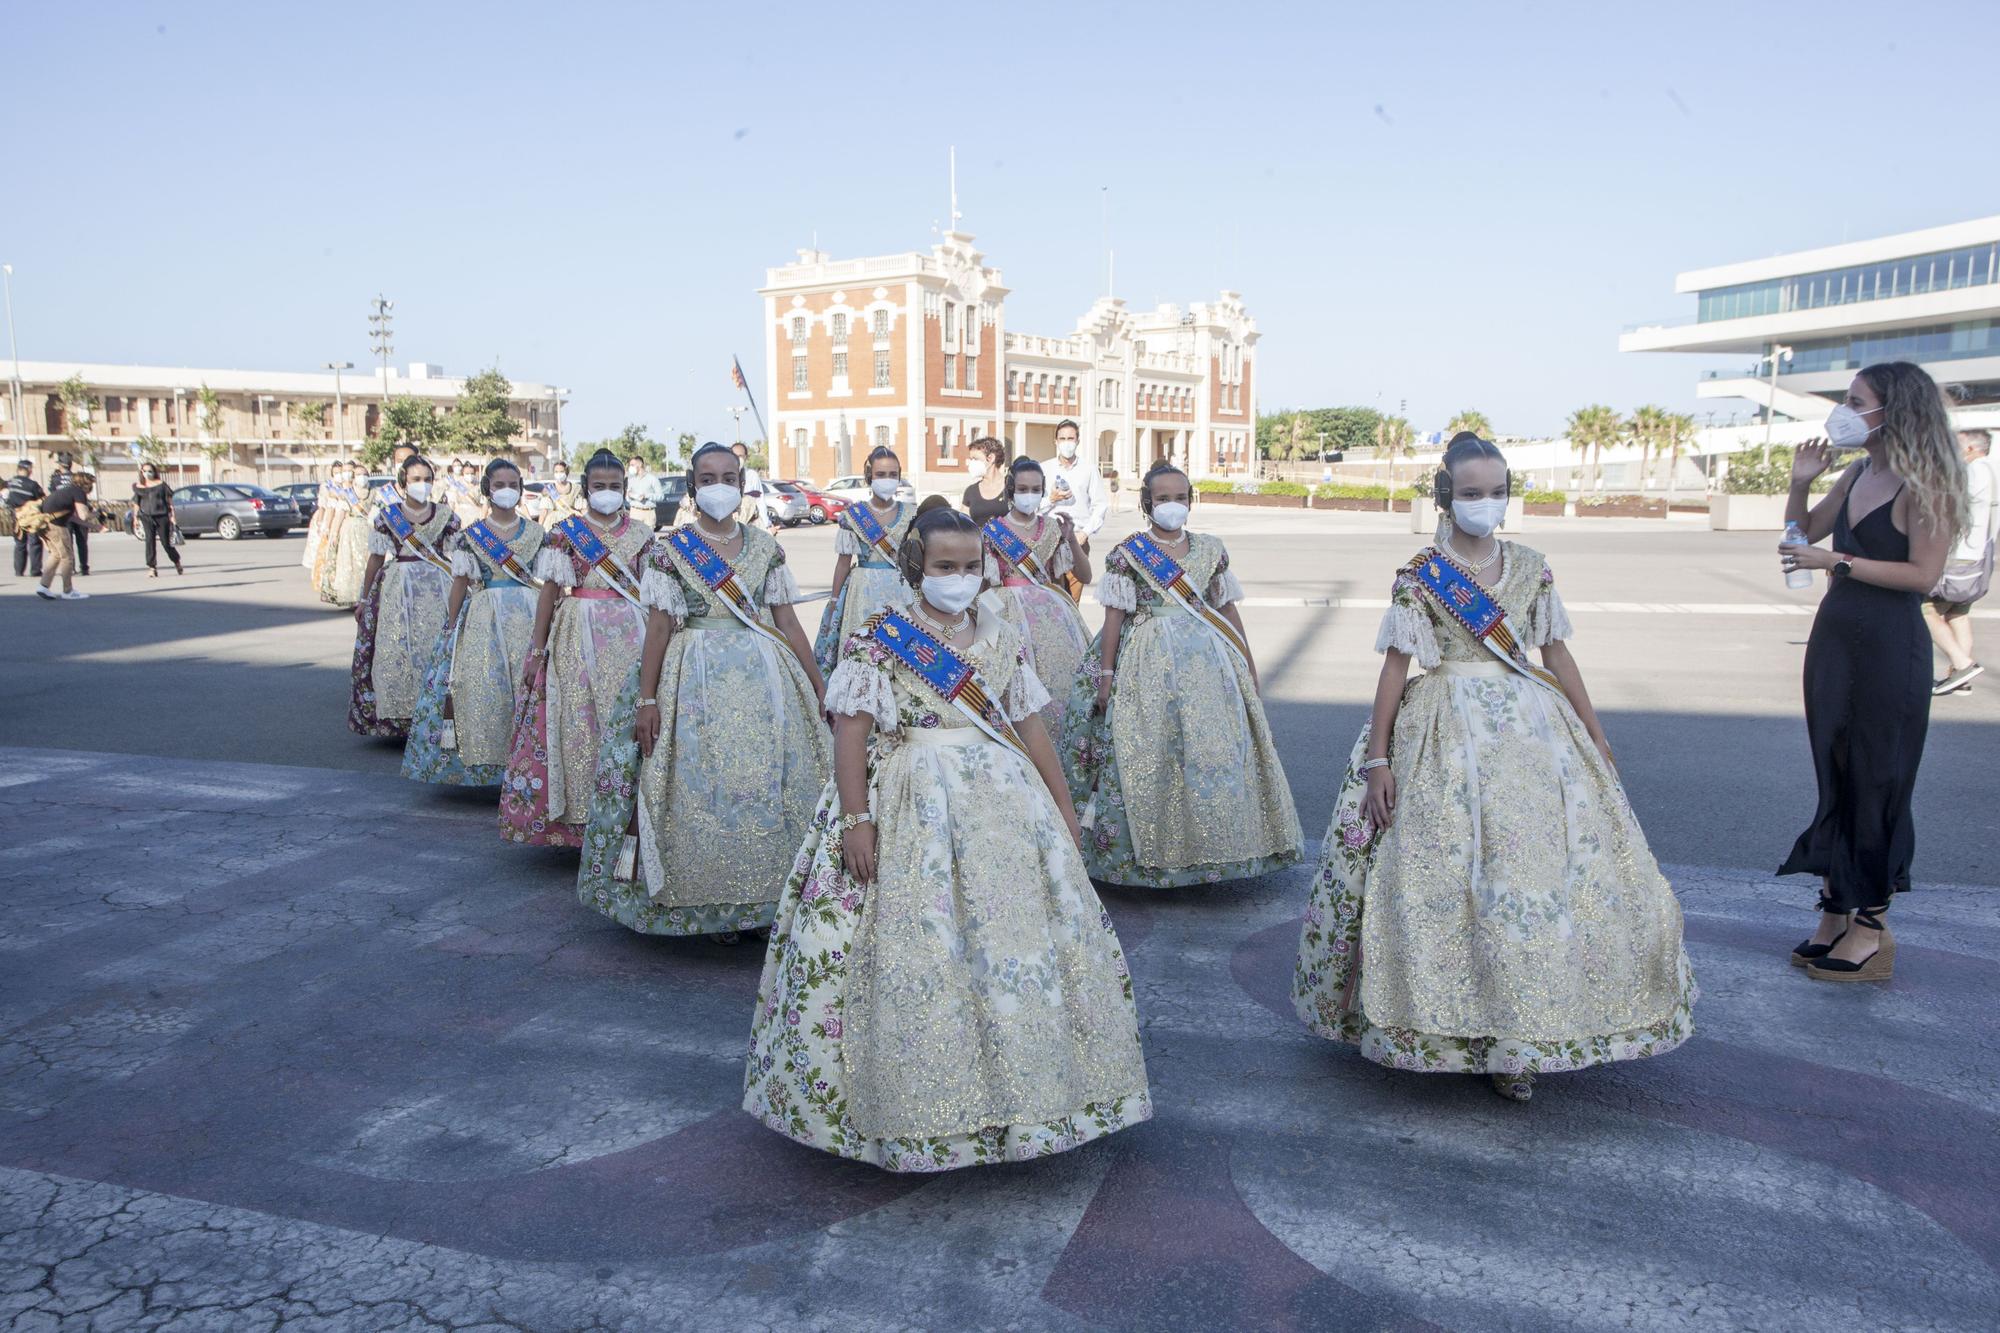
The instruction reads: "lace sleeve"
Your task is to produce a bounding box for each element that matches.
[1525,568,1574,647]
[449,540,481,581]
[1096,555,1139,611]
[762,562,800,606]
[1002,654,1053,722]
[533,542,576,588]
[834,524,861,556]
[1375,574,1441,668]
[1048,535,1075,578]
[368,525,395,558]
[823,658,896,724]
[1207,568,1245,608]
[639,565,687,618]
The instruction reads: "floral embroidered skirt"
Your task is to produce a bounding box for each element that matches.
[1061,613,1302,888]
[994,583,1090,737]
[592,623,833,936]
[402,585,536,787]
[321,515,371,607]
[499,598,645,847]
[745,730,1152,1172]
[347,580,408,741]
[1293,678,1697,1078]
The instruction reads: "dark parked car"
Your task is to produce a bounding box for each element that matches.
[171,483,301,539]
[274,482,319,521]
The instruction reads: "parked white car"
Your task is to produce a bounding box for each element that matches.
[823,474,917,506]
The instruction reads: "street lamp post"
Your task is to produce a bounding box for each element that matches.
[172,387,186,483]
[551,388,569,472]
[1760,343,1793,465]
[369,296,395,427]
[1,264,22,462]
[729,405,746,443]
[258,395,276,485]
[325,361,353,465]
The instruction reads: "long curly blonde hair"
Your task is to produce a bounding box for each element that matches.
[1859,361,1970,543]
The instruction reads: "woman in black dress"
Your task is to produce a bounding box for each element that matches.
[1779,361,1969,982]
[131,464,182,577]
[960,436,1010,523]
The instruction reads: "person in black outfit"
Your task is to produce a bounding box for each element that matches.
[1778,361,1970,983]
[50,454,90,575]
[960,435,1010,524]
[131,463,182,577]
[6,459,44,577]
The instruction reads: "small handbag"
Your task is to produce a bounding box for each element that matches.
[1932,541,1994,604]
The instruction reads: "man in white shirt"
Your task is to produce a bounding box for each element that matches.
[1926,428,1996,695]
[731,442,765,526]
[1042,418,1109,548]
[626,455,666,530]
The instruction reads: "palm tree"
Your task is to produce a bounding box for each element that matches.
[1665,412,1699,493]
[1446,409,1492,439]
[1565,405,1623,493]
[1629,405,1667,492]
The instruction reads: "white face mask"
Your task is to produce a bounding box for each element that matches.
[405,481,432,503]
[871,477,900,500]
[967,460,988,480]
[921,572,982,614]
[695,483,742,521]
[1056,437,1078,460]
[1451,497,1508,537]
[1824,403,1881,450]
[1150,500,1190,531]
[587,489,625,515]
[489,487,521,509]
[1012,490,1042,514]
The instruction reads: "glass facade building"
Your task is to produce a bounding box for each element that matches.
[1697,241,2000,323]
[1783,318,2000,374]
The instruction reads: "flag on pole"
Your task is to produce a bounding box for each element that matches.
[730,354,768,446]
[730,357,748,391]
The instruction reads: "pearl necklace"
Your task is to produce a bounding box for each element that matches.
[1443,537,1500,575]
[1150,527,1189,549]
[911,602,970,639]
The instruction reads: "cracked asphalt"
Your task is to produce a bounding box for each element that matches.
[2,516,1996,1330]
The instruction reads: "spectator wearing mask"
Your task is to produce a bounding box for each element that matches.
[6,459,44,578]
[1043,419,1109,548]
[31,469,97,600]
[960,435,1010,523]
[50,454,91,575]
[1924,428,1996,695]
[131,462,183,577]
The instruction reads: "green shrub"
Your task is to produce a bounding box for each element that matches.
[1522,488,1565,505]
[1723,446,1839,495]
[1259,480,1308,497]
[1311,482,1391,501]
[1577,493,1654,508]
[1194,478,1237,495]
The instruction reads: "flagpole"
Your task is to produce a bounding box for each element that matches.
[732,355,769,449]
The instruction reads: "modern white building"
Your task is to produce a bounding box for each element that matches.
[1622,214,2000,445]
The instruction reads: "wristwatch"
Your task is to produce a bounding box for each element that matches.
[1831,558,1854,580]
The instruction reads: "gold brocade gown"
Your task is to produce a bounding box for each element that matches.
[1293,543,1696,1079]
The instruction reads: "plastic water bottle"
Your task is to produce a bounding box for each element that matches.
[1780,522,1813,590]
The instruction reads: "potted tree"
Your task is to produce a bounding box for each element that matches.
[1709,446,1824,530]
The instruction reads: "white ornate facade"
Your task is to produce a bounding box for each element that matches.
[758,230,1257,488]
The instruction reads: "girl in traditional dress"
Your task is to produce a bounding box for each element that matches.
[318,461,375,607]
[300,469,336,573]
[1061,463,1302,887]
[499,450,653,848]
[535,460,584,525]
[402,459,545,786]
[811,446,915,678]
[349,455,461,739]
[982,457,1091,735]
[581,443,833,938]
[1293,433,1696,1101]
[746,507,1151,1172]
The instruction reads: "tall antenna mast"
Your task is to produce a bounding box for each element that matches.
[949,146,962,230]
[1101,186,1110,297]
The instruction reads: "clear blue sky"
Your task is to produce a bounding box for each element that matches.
[8,0,1994,443]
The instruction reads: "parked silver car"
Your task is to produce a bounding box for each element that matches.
[171,483,300,539]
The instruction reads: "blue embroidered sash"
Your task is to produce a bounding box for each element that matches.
[380,502,454,573]
[983,517,1050,585]
[464,519,542,589]
[1407,550,1561,691]
[666,527,792,648]
[866,611,1028,757]
[555,515,646,606]
[1119,531,1251,666]
[374,483,401,509]
[843,501,903,566]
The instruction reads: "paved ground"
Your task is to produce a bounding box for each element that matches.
[2,512,1997,1330]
